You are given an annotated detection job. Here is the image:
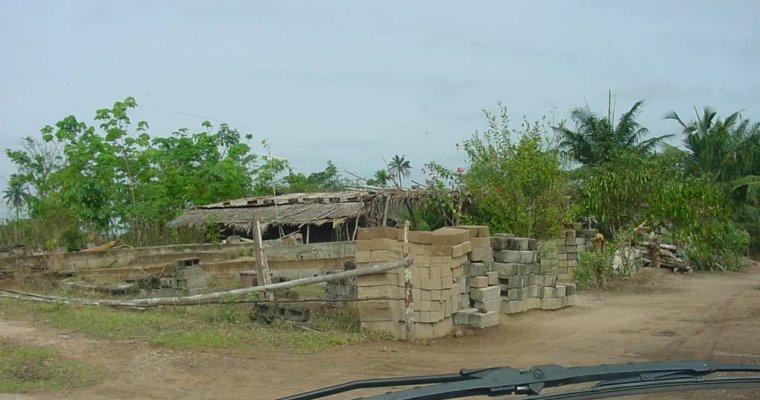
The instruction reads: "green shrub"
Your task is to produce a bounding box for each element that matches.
[573,249,613,289]
[683,221,749,271]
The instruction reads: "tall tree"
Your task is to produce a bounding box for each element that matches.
[554,95,673,166]
[666,107,760,252]
[387,155,412,188]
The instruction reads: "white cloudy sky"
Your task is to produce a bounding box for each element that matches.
[1,0,759,215]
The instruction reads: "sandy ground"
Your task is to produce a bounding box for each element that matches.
[1,260,760,399]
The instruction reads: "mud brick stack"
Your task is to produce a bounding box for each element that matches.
[354,226,476,339]
[406,227,473,339]
[354,227,408,338]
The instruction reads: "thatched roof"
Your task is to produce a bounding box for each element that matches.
[170,189,444,232]
[170,191,373,232]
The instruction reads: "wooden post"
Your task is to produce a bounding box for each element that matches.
[252,220,274,300]
[382,195,391,226]
[352,214,360,241]
[402,221,414,340]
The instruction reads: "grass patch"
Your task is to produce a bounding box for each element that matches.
[0,298,365,353]
[0,342,103,393]
[289,284,326,299]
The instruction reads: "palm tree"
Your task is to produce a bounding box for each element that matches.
[665,107,757,183]
[386,155,412,188]
[667,107,760,252]
[2,175,31,220]
[554,95,673,166]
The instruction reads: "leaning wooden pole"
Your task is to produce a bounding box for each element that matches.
[252,219,274,300]
[0,257,413,308]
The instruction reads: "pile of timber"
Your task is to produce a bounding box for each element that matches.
[638,241,693,273]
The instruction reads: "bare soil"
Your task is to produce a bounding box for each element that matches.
[2,260,760,399]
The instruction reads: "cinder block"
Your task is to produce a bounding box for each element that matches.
[357,285,390,299]
[420,278,442,290]
[470,236,492,249]
[470,276,489,288]
[565,283,576,295]
[408,230,433,244]
[490,236,509,250]
[555,284,567,297]
[494,262,516,277]
[505,288,523,300]
[470,286,500,302]
[474,299,501,313]
[507,276,525,289]
[528,285,543,297]
[453,225,490,238]
[431,227,471,245]
[543,286,555,297]
[494,250,537,264]
[486,271,499,285]
[355,250,371,263]
[469,246,494,262]
[466,262,487,277]
[544,275,557,287]
[454,308,478,325]
[452,241,472,258]
[357,227,403,241]
[412,255,432,267]
[523,297,542,310]
[541,297,563,310]
[494,250,518,263]
[501,300,523,314]
[414,322,434,339]
[468,311,500,328]
[433,317,453,337]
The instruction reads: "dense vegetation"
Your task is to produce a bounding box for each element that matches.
[2,96,757,269]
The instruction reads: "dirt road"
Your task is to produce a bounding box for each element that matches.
[2,261,760,399]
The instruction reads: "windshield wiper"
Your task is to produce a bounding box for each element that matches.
[279,360,760,400]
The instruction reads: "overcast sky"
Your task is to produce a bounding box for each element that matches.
[1,0,759,216]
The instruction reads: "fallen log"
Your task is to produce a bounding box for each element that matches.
[0,257,413,308]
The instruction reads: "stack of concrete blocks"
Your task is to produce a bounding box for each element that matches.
[540,224,597,282]
[451,226,502,329]
[354,226,476,340]
[159,258,212,297]
[490,235,577,314]
[406,227,472,339]
[354,227,408,339]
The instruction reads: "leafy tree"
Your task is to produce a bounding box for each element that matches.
[456,105,574,238]
[386,155,412,188]
[666,107,760,252]
[283,161,347,193]
[5,97,260,246]
[366,169,391,187]
[554,95,673,166]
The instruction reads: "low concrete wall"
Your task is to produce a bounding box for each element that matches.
[0,241,356,280]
